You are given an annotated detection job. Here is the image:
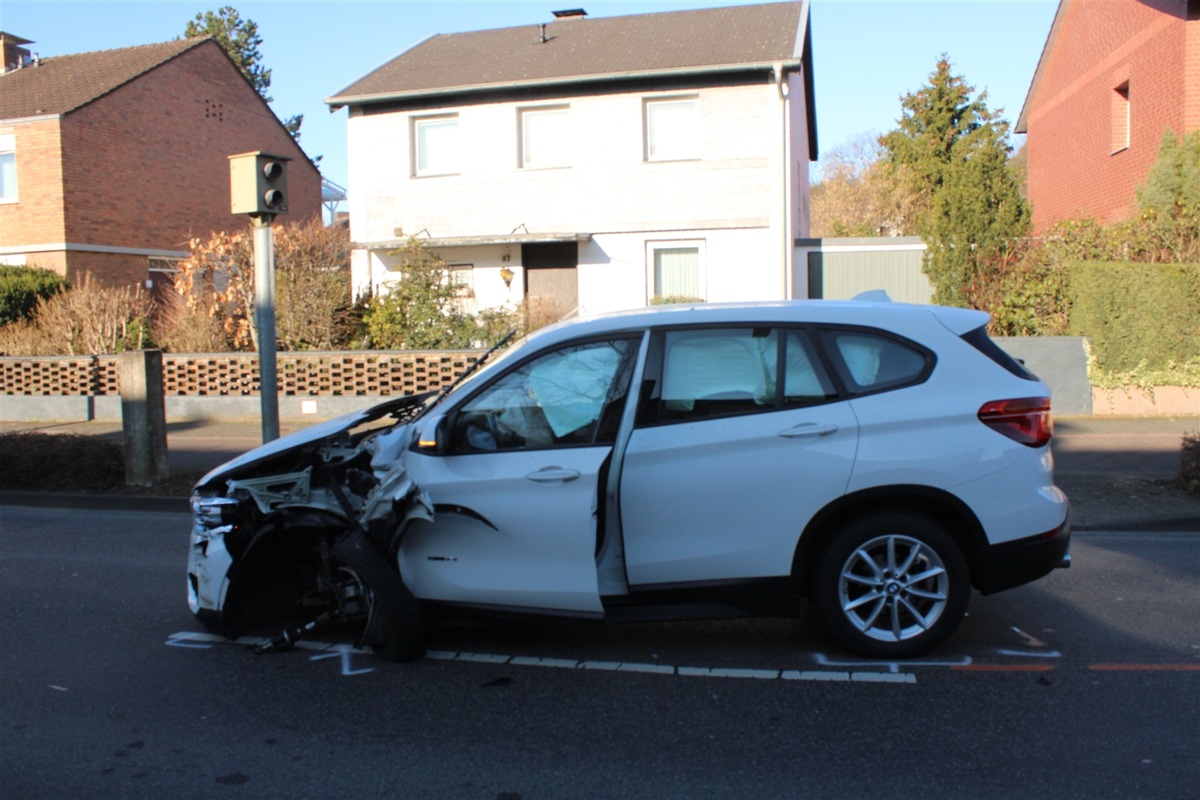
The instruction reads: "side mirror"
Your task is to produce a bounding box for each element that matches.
[415,415,449,454]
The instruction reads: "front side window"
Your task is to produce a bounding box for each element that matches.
[453,338,635,452]
[650,242,703,302]
[645,97,699,162]
[414,116,459,176]
[520,107,570,169]
[0,133,17,202]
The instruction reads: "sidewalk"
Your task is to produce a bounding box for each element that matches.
[1,413,1197,530]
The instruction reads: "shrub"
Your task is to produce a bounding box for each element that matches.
[1065,261,1200,387]
[0,265,67,326]
[0,274,151,355]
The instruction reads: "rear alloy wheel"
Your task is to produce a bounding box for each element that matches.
[815,513,969,658]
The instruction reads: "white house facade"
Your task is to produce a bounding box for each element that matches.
[327,2,817,318]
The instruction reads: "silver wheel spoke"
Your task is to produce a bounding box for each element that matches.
[906,565,946,585]
[905,586,946,602]
[898,596,932,630]
[845,590,885,612]
[859,596,887,630]
[842,571,883,588]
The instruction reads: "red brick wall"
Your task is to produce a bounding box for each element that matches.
[1024,0,1195,232]
[0,119,68,266]
[56,40,321,285]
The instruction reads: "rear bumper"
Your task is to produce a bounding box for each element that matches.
[974,510,1072,595]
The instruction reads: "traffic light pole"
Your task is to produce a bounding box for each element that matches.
[252,214,280,443]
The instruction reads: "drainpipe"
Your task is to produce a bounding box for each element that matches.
[774,63,794,300]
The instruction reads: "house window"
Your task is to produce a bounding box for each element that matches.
[644,97,699,162]
[0,133,17,202]
[1112,82,1130,153]
[648,241,704,302]
[413,116,459,176]
[520,107,570,169]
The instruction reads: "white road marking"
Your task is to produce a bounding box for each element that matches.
[167,633,919,683]
[310,644,374,676]
[813,652,971,673]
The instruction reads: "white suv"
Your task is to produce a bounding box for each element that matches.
[188,299,1070,660]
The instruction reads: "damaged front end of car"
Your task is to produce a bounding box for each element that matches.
[186,393,434,660]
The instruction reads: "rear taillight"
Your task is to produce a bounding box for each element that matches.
[978,397,1052,447]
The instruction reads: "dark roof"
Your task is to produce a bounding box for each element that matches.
[327,2,809,107]
[0,38,210,119]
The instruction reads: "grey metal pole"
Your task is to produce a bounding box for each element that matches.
[252,215,280,443]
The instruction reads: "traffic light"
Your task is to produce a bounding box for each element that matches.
[229,151,290,216]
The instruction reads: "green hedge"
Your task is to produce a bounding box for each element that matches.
[1066,260,1200,387]
[0,266,68,326]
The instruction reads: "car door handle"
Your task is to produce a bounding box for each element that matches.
[778,422,839,439]
[525,467,582,484]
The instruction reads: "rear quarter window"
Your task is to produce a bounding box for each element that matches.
[818,329,933,396]
[960,326,1039,380]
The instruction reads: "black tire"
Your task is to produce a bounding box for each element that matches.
[814,512,969,659]
[332,530,426,662]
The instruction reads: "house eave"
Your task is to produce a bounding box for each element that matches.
[326,60,803,110]
[361,232,593,251]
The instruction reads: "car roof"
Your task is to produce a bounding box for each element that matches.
[526,300,989,347]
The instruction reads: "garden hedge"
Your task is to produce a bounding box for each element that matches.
[1066,260,1200,385]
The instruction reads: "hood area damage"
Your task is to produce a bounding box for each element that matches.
[187,393,435,660]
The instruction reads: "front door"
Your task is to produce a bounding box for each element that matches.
[400,337,637,614]
[522,241,578,320]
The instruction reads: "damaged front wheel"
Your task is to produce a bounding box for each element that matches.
[330,530,426,662]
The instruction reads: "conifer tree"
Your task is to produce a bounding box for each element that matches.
[880,55,1029,306]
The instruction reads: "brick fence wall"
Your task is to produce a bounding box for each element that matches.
[0,351,480,398]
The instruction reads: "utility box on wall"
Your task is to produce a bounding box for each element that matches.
[229,151,290,216]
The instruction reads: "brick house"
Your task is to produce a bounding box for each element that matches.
[326,2,816,317]
[0,34,321,289]
[1016,0,1200,232]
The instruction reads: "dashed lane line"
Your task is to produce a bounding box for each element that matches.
[165,631,916,683]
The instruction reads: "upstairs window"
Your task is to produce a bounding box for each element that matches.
[520,107,570,169]
[644,97,699,162]
[0,134,17,202]
[414,116,459,176]
[1112,82,1130,153]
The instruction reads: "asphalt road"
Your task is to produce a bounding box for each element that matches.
[1,506,1196,799]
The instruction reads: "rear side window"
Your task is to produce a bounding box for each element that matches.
[960,325,1038,380]
[639,327,838,425]
[659,328,776,419]
[819,329,932,395]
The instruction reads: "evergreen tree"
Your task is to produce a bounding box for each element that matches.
[880,55,1029,306]
[185,7,304,142]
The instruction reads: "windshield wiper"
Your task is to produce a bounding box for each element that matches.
[417,329,517,417]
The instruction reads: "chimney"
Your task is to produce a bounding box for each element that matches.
[0,32,34,74]
[551,9,588,20]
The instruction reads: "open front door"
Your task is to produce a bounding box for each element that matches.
[399,336,639,615]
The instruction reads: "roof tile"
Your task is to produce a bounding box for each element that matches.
[0,38,209,119]
[329,2,806,105]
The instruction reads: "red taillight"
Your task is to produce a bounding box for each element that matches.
[978,397,1053,447]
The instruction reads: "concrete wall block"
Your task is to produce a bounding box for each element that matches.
[995,336,1093,415]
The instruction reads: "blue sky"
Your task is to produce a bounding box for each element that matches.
[3,0,1058,189]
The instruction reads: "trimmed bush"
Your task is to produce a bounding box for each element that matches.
[0,266,67,326]
[1066,261,1200,386]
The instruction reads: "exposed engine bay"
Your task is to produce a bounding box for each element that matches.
[187,394,436,660]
